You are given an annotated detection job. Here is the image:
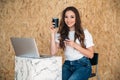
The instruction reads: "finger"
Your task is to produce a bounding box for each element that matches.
[50,26,54,29]
[65,40,71,42]
[66,41,69,45]
[52,22,55,25]
[64,41,67,46]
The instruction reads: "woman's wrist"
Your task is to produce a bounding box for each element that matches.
[73,42,81,50]
[51,33,55,37]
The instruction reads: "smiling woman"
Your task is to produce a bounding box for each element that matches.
[0,0,119,80]
[50,6,94,80]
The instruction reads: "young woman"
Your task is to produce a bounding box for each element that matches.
[50,6,94,80]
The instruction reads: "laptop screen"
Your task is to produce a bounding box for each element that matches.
[10,37,40,58]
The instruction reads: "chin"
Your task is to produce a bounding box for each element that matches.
[68,25,74,28]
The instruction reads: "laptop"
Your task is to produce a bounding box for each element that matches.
[10,37,51,58]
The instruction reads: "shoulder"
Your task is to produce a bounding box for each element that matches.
[83,28,93,39]
[55,33,60,39]
[55,32,60,36]
[55,33,60,43]
[83,28,90,34]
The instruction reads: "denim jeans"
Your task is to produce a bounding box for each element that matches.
[62,57,91,80]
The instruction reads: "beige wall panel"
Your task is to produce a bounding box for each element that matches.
[0,0,120,80]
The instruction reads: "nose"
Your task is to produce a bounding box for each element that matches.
[66,18,71,22]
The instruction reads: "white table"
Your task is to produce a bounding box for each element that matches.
[15,56,62,80]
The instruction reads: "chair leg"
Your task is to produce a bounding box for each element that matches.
[96,65,100,80]
[97,74,100,80]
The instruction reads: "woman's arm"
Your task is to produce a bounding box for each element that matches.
[65,39,94,58]
[73,42,94,58]
[50,26,59,55]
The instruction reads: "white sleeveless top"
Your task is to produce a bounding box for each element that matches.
[55,29,94,61]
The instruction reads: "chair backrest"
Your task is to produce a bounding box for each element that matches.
[89,53,100,80]
[89,53,98,65]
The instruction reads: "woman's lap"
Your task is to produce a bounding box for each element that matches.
[62,57,91,80]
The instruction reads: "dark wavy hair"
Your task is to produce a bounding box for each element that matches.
[58,6,86,49]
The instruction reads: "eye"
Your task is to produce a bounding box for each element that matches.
[71,16,75,18]
[65,16,68,18]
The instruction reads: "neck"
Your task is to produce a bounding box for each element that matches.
[69,26,75,31]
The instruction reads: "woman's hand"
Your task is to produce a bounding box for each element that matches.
[64,39,75,48]
[50,26,56,33]
[50,22,58,35]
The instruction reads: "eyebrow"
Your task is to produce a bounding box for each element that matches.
[65,15,75,17]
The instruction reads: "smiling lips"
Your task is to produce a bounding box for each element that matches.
[66,22,74,27]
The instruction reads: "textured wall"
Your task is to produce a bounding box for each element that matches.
[0,0,120,80]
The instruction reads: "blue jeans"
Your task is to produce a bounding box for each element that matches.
[62,57,91,80]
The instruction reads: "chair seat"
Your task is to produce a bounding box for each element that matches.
[89,73,96,78]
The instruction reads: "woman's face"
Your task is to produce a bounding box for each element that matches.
[64,10,76,30]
